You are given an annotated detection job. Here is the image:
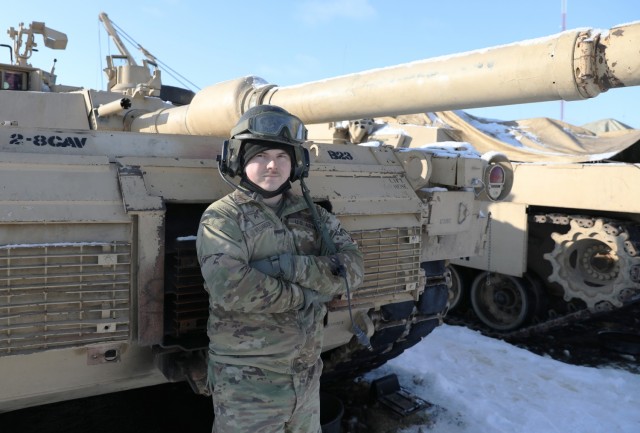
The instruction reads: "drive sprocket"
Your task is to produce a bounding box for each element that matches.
[544,218,640,309]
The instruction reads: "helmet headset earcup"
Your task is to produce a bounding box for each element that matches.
[219,139,243,178]
[291,146,310,181]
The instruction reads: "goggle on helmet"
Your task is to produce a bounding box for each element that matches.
[230,109,308,145]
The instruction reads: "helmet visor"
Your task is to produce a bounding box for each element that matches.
[233,111,307,142]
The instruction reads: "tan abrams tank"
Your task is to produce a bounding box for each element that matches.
[367,28,639,345]
[442,110,640,341]
[0,14,512,411]
[0,12,633,411]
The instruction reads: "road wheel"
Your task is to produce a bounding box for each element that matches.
[470,272,535,331]
[447,265,465,311]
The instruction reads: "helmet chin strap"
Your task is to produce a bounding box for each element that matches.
[240,175,292,198]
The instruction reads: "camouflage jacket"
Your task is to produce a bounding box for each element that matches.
[196,189,364,374]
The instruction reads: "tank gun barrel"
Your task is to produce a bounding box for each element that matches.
[129,22,640,137]
[268,22,640,121]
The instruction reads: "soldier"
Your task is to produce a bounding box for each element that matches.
[196,104,364,433]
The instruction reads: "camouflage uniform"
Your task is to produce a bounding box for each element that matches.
[197,188,363,433]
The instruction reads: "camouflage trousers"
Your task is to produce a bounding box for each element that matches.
[208,359,322,433]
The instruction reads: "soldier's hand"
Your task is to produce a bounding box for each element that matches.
[249,257,278,277]
[302,287,334,310]
[276,253,296,281]
[250,254,297,281]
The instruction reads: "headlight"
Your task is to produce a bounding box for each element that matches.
[486,164,506,200]
[479,152,513,201]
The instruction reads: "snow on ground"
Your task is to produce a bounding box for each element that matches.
[366,324,640,433]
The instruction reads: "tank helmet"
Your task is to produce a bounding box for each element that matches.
[230,104,307,145]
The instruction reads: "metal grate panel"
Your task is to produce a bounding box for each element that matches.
[164,239,208,339]
[0,242,131,355]
[351,227,423,297]
[160,227,424,346]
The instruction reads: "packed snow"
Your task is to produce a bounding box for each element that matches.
[365,324,640,433]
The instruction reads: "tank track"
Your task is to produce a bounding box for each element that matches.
[447,295,640,369]
[448,213,640,351]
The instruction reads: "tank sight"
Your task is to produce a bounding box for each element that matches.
[7,21,67,67]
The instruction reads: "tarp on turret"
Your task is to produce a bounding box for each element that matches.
[393,111,640,163]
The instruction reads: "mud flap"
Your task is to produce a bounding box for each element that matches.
[116,162,166,345]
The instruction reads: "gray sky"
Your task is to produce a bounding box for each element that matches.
[2,0,639,127]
